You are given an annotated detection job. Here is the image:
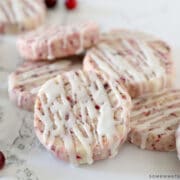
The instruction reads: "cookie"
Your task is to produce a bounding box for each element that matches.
[128,89,180,151]
[8,57,82,111]
[83,29,174,98]
[176,124,180,159]
[34,70,131,165]
[17,21,100,61]
[0,0,46,34]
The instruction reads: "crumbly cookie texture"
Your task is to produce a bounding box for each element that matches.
[129,89,180,151]
[34,70,131,165]
[17,21,100,61]
[0,0,46,34]
[8,57,82,111]
[83,29,174,98]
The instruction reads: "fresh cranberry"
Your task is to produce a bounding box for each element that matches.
[95,105,100,110]
[76,155,81,159]
[45,0,57,8]
[0,151,5,170]
[65,0,77,10]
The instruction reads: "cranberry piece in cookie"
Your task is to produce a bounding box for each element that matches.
[0,151,5,170]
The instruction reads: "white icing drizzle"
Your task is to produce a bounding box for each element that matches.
[47,27,61,60]
[78,71,100,147]
[130,90,180,149]
[99,43,146,82]
[47,39,55,60]
[138,40,165,77]
[89,52,119,79]
[176,126,180,159]
[86,30,170,96]
[29,0,45,16]
[0,0,45,32]
[132,91,180,117]
[67,71,94,164]
[32,27,55,59]
[93,47,133,84]
[52,76,77,164]
[133,89,179,104]
[30,86,40,94]
[89,73,115,138]
[0,3,7,22]
[0,0,14,23]
[35,70,130,164]
[17,91,22,107]
[21,61,70,78]
[135,108,180,131]
[19,21,98,60]
[121,39,154,78]
[76,25,85,54]
[153,116,180,134]
[61,27,67,49]
[11,60,76,91]
[11,0,24,23]
[23,2,36,18]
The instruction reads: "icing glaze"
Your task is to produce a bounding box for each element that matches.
[35,70,131,164]
[8,58,82,111]
[84,30,173,97]
[130,89,180,150]
[0,0,45,33]
[10,60,74,91]
[18,21,99,60]
[176,126,180,159]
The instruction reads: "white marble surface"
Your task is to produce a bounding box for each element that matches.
[1,1,180,179]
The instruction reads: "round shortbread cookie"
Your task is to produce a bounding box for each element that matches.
[8,57,82,111]
[83,29,174,98]
[34,70,131,165]
[17,21,100,61]
[0,0,46,34]
[129,89,180,151]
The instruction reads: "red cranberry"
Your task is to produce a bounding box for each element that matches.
[66,96,72,103]
[95,105,100,110]
[170,112,177,117]
[143,111,150,116]
[76,155,81,159]
[65,114,69,120]
[158,134,161,138]
[103,83,109,89]
[45,0,57,8]
[0,151,5,170]
[65,0,77,10]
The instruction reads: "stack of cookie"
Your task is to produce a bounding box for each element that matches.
[8,21,180,165]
